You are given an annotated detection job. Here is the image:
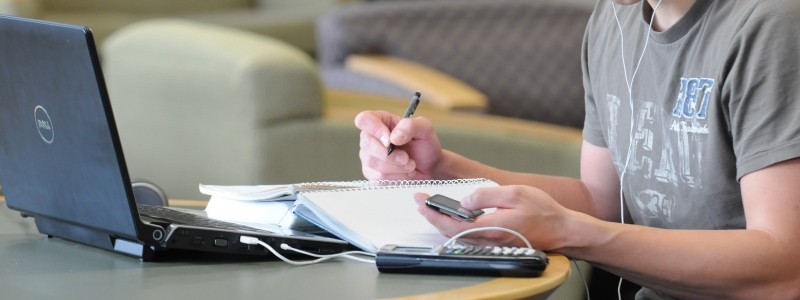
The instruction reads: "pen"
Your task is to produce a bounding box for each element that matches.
[387,92,421,156]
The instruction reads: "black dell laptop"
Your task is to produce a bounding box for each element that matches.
[0,15,347,261]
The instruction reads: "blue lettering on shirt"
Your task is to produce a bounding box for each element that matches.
[672,77,715,119]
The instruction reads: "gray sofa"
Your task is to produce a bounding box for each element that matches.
[317,0,594,128]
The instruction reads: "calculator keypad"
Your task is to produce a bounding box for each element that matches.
[438,245,538,257]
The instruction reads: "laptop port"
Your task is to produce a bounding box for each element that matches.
[213,238,229,248]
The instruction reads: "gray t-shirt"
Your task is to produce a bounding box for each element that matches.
[582,0,800,298]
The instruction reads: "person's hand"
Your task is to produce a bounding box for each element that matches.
[355,110,443,180]
[414,185,579,251]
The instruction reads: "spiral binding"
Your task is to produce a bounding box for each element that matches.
[295,178,490,194]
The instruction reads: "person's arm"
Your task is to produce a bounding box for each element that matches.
[561,152,800,298]
[433,142,617,220]
[417,142,800,298]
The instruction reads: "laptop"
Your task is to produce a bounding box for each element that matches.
[0,15,348,261]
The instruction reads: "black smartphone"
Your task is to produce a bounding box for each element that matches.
[425,194,484,222]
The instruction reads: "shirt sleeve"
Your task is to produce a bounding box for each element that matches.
[725,1,800,179]
[581,9,608,148]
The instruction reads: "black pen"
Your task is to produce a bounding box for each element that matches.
[387,92,421,156]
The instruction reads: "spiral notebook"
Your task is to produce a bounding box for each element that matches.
[291,178,499,253]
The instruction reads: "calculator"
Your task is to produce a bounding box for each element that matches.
[375,244,549,277]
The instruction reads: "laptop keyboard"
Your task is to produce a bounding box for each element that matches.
[137,204,276,234]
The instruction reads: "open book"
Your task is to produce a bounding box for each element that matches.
[291,178,499,253]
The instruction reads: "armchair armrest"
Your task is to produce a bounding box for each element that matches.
[345,54,488,111]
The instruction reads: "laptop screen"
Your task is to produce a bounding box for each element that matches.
[0,16,139,239]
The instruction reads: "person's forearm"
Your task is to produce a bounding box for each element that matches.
[563,216,800,299]
[434,150,597,215]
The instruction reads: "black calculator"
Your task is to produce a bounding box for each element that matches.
[375,244,549,277]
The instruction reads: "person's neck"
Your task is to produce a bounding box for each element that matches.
[646,0,696,31]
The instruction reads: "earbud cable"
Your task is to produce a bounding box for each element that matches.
[611,1,662,299]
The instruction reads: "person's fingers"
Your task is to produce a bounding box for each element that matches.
[388,116,435,147]
[361,162,418,180]
[415,193,477,237]
[359,131,390,157]
[414,192,528,246]
[355,111,398,147]
[359,131,417,179]
[459,186,528,210]
[413,192,429,205]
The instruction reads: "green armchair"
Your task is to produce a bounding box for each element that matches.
[104,19,358,200]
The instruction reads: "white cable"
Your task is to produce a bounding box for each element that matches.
[573,260,592,300]
[279,243,376,264]
[612,0,662,226]
[441,226,533,249]
[239,236,375,265]
[611,1,662,299]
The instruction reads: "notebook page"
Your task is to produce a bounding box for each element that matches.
[293,179,498,252]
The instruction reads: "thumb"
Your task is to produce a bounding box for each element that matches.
[460,187,513,210]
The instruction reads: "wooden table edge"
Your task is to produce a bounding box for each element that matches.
[386,253,571,300]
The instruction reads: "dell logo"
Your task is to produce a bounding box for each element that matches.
[37,119,52,130]
[34,105,54,144]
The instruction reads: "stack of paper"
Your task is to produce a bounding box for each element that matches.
[200,185,298,228]
[199,182,371,231]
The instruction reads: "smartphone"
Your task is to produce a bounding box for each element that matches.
[425,194,484,222]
